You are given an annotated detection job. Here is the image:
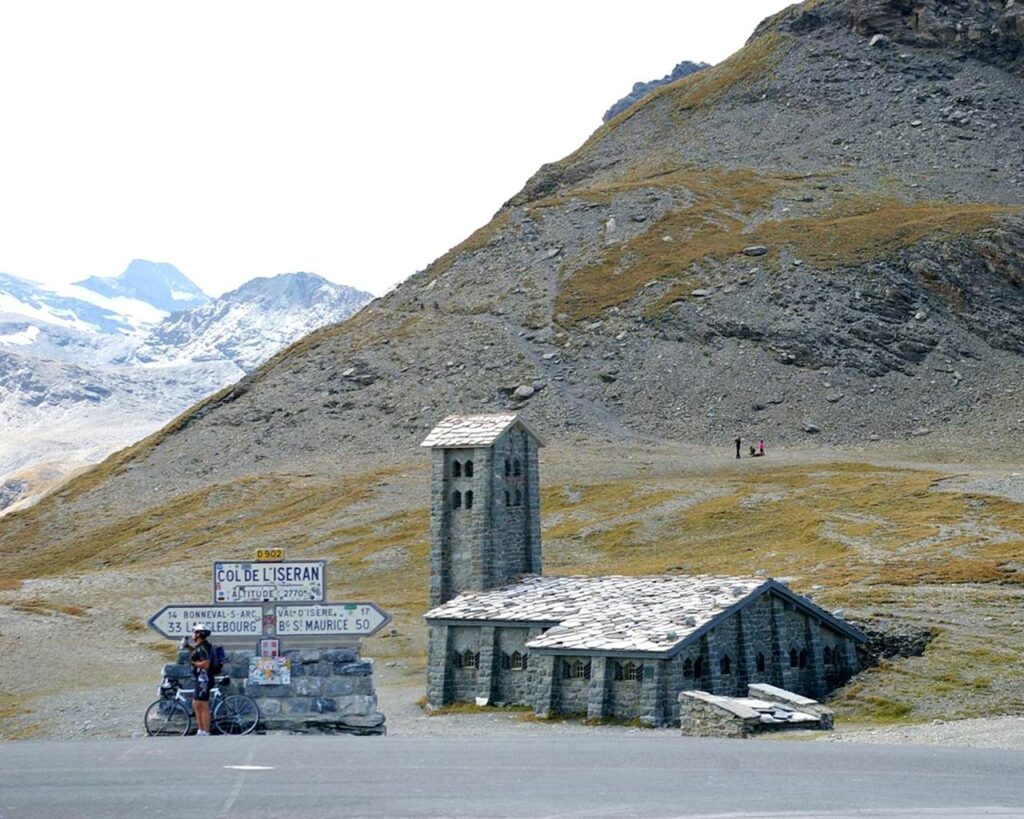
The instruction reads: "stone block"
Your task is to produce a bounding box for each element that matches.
[289,662,306,677]
[334,660,373,676]
[176,650,190,664]
[340,712,385,728]
[249,683,291,698]
[256,698,282,716]
[334,695,376,717]
[294,677,323,697]
[227,664,249,678]
[311,697,337,714]
[310,663,333,677]
[229,650,255,662]
[323,677,357,696]
[283,697,313,715]
[322,649,358,663]
[162,664,191,679]
[298,650,322,663]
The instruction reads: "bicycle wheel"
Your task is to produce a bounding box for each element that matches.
[144,699,191,736]
[213,695,260,735]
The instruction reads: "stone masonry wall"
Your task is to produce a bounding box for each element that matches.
[162,646,385,734]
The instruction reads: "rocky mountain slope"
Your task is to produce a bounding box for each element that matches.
[1,0,1023,568]
[0,264,372,512]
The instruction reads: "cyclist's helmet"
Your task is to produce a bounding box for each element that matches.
[192,623,212,638]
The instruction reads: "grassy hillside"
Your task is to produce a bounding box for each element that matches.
[3,450,1023,727]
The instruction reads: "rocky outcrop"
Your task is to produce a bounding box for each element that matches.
[602,61,710,122]
[763,0,1024,75]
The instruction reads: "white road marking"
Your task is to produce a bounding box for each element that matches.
[223,765,274,771]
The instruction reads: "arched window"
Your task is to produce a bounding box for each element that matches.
[789,648,799,668]
[510,651,525,671]
[465,460,474,478]
[514,459,522,476]
[563,659,590,679]
[462,649,479,669]
[823,646,833,665]
[621,662,642,681]
[504,458,511,477]
[756,653,766,673]
[798,648,808,669]
[452,460,462,478]
[515,489,522,507]
[719,655,731,675]
[505,490,511,507]
[452,490,462,509]
[683,658,693,678]
[694,656,704,679]
[465,490,474,510]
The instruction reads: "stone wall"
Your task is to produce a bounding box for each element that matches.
[678,690,760,738]
[162,646,386,734]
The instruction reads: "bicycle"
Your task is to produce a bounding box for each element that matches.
[144,675,260,736]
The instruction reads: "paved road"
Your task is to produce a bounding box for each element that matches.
[1,734,1023,818]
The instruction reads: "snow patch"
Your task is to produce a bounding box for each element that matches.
[0,324,40,345]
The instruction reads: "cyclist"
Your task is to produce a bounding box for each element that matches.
[188,623,213,736]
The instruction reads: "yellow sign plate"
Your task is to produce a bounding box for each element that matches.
[255,548,285,562]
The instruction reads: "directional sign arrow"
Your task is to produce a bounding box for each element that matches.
[274,602,392,637]
[147,604,264,640]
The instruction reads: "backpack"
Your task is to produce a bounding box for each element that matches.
[209,644,228,675]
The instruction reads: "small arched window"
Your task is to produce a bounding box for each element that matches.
[465,460,474,478]
[624,662,642,681]
[514,459,522,476]
[823,646,833,665]
[465,490,474,510]
[452,460,462,478]
[789,648,799,668]
[452,490,462,509]
[504,458,511,477]
[683,658,694,678]
[756,653,766,673]
[515,489,522,507]
[719,655,731,675]
[462,649,479,669]
[798,648,808,669]
[505,490,511,507]
[694,657,704,679]
[510,651,525,671]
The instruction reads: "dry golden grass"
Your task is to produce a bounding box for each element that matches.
[12,600,88,617]
[542,464,1024,588]
[0,578,22,592]
[555,187,1020,323]
[555,167,788,322]
[756,200,1021,268]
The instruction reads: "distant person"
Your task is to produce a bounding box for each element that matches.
[188,623,213,736]
[750,445,758,457]
[759,439,766,457]
[735,436,741,459]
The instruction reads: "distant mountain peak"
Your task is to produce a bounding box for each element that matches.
[76,259,209,313]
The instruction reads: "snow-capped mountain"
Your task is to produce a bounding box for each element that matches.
[75,259,209,313]
[133,272,370,371]
[0,261,372,514]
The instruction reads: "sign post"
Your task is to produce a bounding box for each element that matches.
[148,553,391,655]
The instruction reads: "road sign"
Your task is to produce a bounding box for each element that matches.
[147,605,263,639]
[255,548,284,561]
[213,560,325,603]
[274,602,391,637]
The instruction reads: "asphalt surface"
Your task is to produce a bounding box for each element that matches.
[1,734,1023,818]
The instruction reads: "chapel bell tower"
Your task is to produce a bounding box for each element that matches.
[421,414,544,606]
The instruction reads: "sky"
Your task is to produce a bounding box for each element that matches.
[0,1,794,298]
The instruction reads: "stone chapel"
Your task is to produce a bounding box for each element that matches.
[421,413,866,725]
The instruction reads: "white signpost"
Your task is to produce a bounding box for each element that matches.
[213,560,325,603]
[147,605,263,640]
[275,603,391,637]
[148,553,391,654]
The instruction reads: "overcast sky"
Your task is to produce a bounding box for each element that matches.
[0,1,793,297]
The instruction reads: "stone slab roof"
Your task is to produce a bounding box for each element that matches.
[420,413,544,448]
[425,574,770,655]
